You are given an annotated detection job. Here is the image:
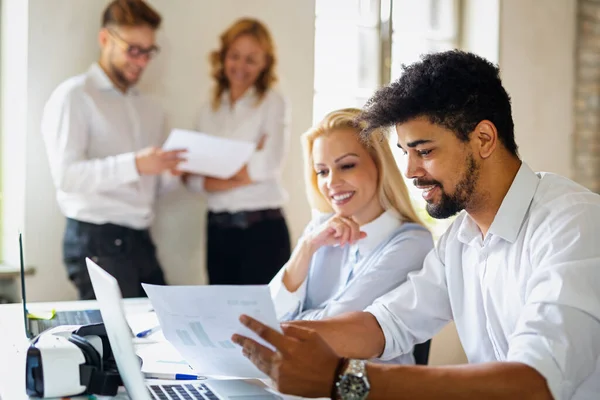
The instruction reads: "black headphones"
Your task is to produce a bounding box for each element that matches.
[68,324,122,396]
[68,333,103,371]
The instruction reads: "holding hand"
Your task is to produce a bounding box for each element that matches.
[306,214,367,254]
[256,134,268,150]
[282,214,367,292]
[232,315,341,398]
[135,147,187,175]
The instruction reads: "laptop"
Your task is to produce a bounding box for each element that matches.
[19,233,103,338]
[86,257,281,400]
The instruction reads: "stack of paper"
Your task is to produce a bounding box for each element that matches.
[162,129,255,179]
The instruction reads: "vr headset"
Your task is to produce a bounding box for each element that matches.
[25,323,122,398]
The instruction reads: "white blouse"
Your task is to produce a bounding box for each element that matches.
[190,87,290,213]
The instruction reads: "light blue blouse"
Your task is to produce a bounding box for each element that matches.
[269,210,433,363]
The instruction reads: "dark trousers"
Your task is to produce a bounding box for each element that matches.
[63,218,166,300]
[207,209,291,285]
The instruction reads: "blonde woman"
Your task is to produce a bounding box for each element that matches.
[188,18,290,285]
[269,108,433,364]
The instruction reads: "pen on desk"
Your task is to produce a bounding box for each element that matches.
[143,372,206,380]
[136,325,161,338]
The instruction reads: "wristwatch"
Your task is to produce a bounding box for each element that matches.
[335,359,370,400]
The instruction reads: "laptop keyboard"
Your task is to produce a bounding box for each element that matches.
[149,383,218,400]
[34,310,103,333]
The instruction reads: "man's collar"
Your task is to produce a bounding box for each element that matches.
[457,162,540,245]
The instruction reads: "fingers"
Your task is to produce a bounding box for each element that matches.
[256,134,268,150]
[161,149,187,161]
[339,216,362,243]
[238,315,288,351]
[231,334,276,377]
[162,148,188,157]
[329,216,363,246]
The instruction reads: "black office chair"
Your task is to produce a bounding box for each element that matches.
[413,339,432,365]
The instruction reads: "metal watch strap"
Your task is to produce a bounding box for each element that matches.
[335,359,369,400]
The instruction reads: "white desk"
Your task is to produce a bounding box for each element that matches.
[0,299,305,400]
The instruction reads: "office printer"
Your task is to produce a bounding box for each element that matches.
[25,323,122,398]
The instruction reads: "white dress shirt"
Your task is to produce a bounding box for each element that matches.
[190,87,289,212]
[270,210,433,364]
[366,163,600,400]
[42,63,175,229]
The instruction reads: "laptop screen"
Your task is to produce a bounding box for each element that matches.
[19,233,33,338]
[86,258,151,400]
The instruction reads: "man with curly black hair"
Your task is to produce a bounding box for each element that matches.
[233,51,600,400]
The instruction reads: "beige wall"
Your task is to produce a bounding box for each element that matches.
[2,0,314,301]
[499,0,577,178]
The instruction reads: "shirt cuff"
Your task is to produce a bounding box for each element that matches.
[269,267,307,321]
[185,175,206,193]
[365,305,403,361]
[507,336,572,400]
[118,152,140,183]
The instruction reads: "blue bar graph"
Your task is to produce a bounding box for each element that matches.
[189,322,216,348]
[219,340,235,349]
[176,329,195,346]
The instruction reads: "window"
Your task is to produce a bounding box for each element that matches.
[313,0,382,123]
[313,0,461,237]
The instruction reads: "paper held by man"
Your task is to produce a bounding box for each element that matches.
[142,283,281,379]
[162,129,255,179]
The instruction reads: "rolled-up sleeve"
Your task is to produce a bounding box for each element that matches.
[365,244,453,360]
[247,92,289,182]
[269,266,308,321]
[507,204,600,400]
[269,212,329,321]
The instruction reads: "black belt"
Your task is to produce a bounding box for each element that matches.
[208,208,284,229]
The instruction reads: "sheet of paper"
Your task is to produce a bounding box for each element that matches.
[142,284,281,379]
[162,129,255,179]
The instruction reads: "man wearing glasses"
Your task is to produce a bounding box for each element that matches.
[41,0,185,300]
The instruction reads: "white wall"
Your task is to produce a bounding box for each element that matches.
[498,0,576,178]
[2,0,314,301]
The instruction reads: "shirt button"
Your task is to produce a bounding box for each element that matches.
[115,239,122,246]
[92,256,99,262]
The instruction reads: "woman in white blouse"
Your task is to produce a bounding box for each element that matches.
[191,18,291,285]
[269,108,434,364]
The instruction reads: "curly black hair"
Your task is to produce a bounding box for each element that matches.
[359,50,518,156]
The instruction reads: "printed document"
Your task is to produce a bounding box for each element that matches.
[162,129,255,179]
[142,284,281,379]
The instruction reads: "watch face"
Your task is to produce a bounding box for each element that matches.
[339,375,369,400]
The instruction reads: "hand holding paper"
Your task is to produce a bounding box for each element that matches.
[142,284,281,379]
[163,129,255,179]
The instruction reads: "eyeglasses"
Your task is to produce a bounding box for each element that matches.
[108,29,160,59]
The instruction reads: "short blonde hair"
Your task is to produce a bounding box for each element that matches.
[302,108,424,225]
[209,18,278,110]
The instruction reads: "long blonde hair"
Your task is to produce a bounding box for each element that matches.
[209,18,278,110]
[302,108,424,225]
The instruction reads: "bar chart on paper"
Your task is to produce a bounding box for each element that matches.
[142,283,281,379]
[175,322,237,349]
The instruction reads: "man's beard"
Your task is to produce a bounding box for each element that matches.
[110,62,136,89]
[414,153,480,219]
